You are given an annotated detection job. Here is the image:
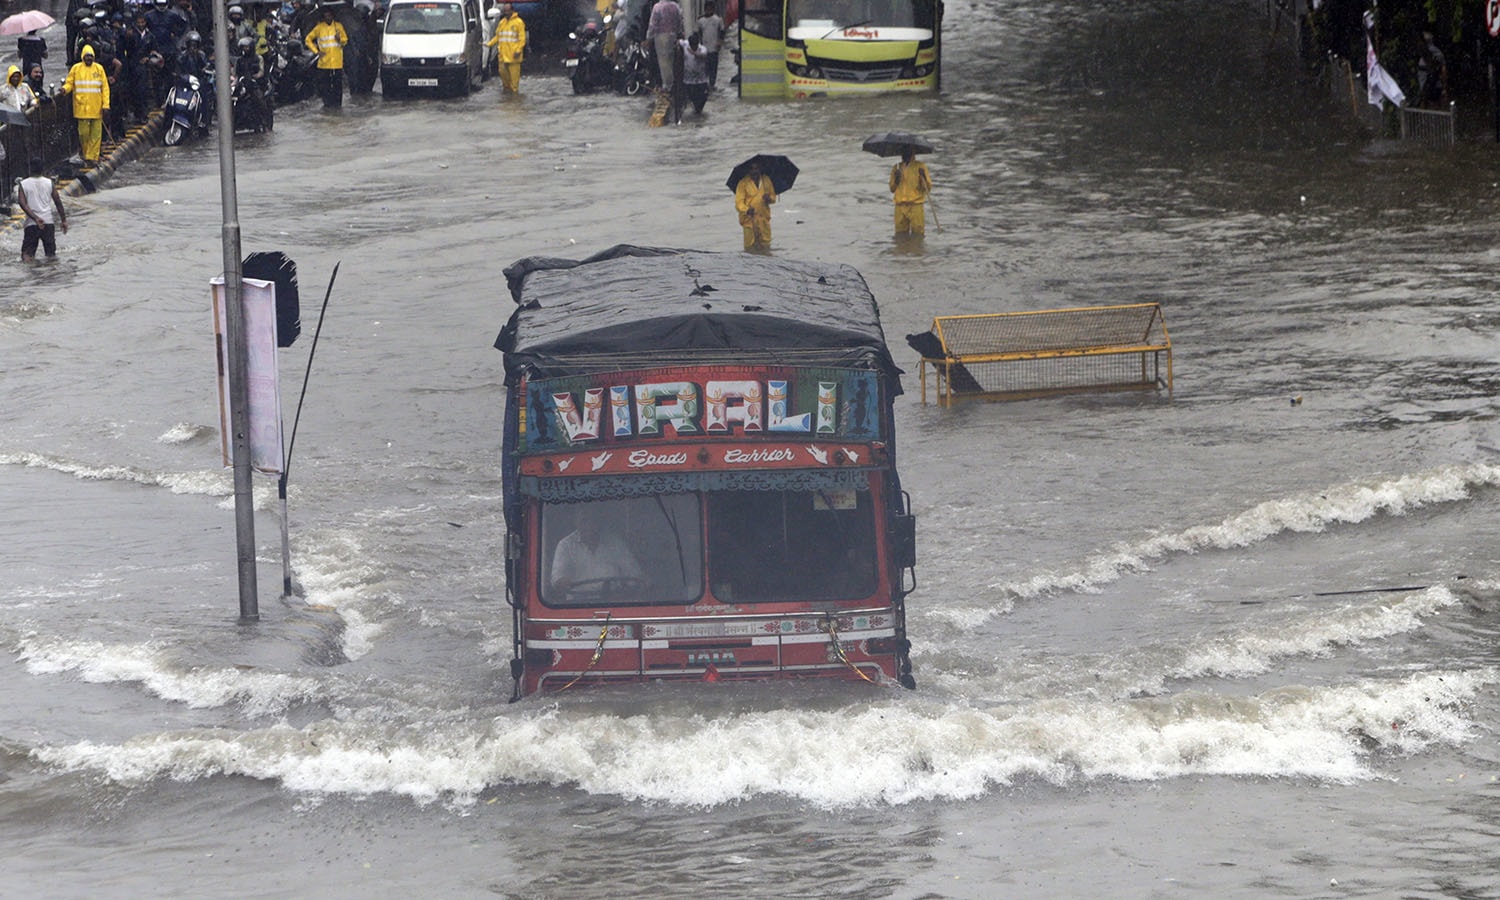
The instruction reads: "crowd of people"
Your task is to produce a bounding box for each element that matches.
[8,0,935,263]
[1,0,365,166]
[641,0,723,114]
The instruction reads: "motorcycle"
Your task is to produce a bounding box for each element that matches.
[617,39,655,96]
[163,73,209,146]
[268,34,318,107]
[566,21,614,95]
[231,73,274,134]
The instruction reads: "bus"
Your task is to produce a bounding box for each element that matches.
[737,0,942,99]
[496,246,917,698]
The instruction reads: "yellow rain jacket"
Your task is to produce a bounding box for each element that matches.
[735,174,776,226]
[305,20,349,70]
[889,159,931,204]
[62,50,110,119]
[486,12,527,63]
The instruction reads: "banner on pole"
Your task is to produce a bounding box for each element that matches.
[212,277,285,475]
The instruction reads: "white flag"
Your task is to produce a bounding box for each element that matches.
[1366,33,1406,108]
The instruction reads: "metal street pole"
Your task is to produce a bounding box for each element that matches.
[212,0,259,621]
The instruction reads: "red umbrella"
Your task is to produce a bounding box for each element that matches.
[0,10,56,35]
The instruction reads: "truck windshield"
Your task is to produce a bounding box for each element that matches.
[386,3,466,34]
[706,488,877,604]
[540,494,703,608]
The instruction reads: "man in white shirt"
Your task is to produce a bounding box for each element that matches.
[549,510,645,601]
[696,1,723,88]
[17,157,67,262]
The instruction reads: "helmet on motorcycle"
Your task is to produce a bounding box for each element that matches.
[228,5,244,17]
[187,75,199,90]
[79,16,94,27]
[237,35,254,52]
[185,30,201,44]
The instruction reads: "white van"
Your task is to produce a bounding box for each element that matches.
[379,0,487,98]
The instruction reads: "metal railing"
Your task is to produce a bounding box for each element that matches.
[2,95,80,209]
[915,303,1174,405]
[1322,55,1457,145]
[1400,103,1457,146]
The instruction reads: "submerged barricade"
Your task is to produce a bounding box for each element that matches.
[910,303,1174,405]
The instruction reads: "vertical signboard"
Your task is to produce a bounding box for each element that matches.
[212,277,285,474]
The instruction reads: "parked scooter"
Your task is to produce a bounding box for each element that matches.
[566,21,615,94]
[163,73,209,146]
[617,39,655,96]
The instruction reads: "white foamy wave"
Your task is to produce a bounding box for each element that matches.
[16,635,323,717]
[157,423,217,445]
[919,585,1464,701]
[929,463,1500,627]
[0,451,232,497]
[31,669,1492,807]
[1166,585,1460,682]
[291,530,391,660]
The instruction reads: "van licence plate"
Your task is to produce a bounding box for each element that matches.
[565,59,578,67]
[408,77,439,86]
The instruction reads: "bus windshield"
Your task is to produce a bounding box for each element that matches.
[385,2,466,34]
[786,0,930,31]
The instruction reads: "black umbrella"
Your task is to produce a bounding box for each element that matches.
[726,154,798,194]
[0,107,31,126]
[861,131,935,158]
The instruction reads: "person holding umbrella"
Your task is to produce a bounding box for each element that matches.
[727,154,797,251]
[889,146,931,236]
[2,10,56,78]
[18,29,48,78]
[734,159,776,251]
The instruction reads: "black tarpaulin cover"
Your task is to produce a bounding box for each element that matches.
[495,245,902,388]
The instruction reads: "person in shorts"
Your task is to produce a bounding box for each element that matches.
[17,157,68,262]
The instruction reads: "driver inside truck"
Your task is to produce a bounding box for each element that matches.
[548,505,645,599]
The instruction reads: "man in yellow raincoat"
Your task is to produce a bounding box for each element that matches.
[734,160,777,251]
[889,147,931,235]
[60,46,110,166]
[304,5,349,108]
[486,4,527,93]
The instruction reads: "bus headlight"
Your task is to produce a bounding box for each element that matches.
[901,63,932,78]
[789,64,823,78]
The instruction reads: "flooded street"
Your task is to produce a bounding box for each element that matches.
[8,0,1500,896]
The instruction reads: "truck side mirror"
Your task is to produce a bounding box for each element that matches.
[890,514,916,570]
